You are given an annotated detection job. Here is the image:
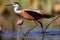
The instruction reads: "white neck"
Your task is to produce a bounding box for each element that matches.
[14,6,22,13]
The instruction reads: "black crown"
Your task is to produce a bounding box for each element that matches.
[13,2,20,5]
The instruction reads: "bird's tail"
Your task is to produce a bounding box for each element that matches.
[43,14,54,18]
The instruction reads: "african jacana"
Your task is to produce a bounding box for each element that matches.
[5,2,54,33]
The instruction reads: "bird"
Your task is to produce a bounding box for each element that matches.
[5,2,54,34]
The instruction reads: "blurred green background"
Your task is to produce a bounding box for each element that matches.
[0,0,60,40]
[0,0,60,34]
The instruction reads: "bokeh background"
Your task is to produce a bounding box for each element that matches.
[0,0,60,40]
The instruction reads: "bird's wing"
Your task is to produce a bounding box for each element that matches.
[23,9,48,15]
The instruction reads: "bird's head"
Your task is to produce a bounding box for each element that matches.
[5,2,20,7]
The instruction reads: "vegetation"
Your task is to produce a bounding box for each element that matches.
[0,0,60,40]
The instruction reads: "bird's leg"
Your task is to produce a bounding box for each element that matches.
[36,20,44,40]
[44,17,58,32]
[36,20,44,34]
[24,21,38,36]
[36,20,43,32]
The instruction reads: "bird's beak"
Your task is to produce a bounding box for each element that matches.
[5,4,13,6]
